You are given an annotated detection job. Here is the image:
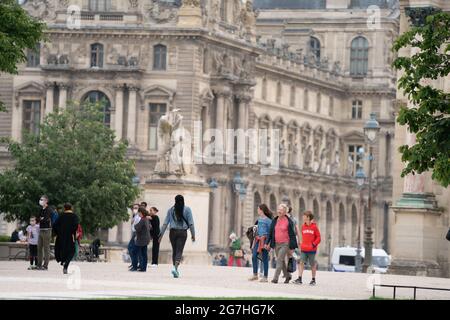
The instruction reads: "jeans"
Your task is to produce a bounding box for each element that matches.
[135,245,148,271]
[29,244,38,265]
[273,243,289,281]
[37,229,51,268]
[252,242,269,277]
[169,229,187,266]
[128,235,140,269]
[151,236,159,265]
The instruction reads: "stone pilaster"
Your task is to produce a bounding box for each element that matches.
[127,85,139,146]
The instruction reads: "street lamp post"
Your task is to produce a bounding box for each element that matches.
[361,112,380,273]
[355,167,366,273]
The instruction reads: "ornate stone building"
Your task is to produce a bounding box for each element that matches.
[0,0,400,267]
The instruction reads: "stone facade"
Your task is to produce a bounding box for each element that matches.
[0,0,400,268]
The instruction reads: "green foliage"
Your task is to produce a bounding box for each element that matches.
[0,235,11,242]
[0,0,46,112]
[0,101,140,235]
[392,12,450,187]
[0,0,46,74]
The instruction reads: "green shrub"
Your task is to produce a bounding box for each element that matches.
[0,235,11,242]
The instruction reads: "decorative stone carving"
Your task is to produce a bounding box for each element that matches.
[332,61,341,75]
[23,0,56,21]
[405,6,441,27]
[129,0,139,8]
[58,54,69,65]
[143,0,177,24]
[182,0,200,7]
[47,54,58,65]
[320,56,329,70]
[304,145,312,170]
[128,56,139,66]
[239,0,257,42]
[279,140,286,167]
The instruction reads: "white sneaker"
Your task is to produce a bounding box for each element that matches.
[151,264,158,268]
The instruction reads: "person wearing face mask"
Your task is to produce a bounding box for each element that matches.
[26,217,40,270]
[36,195,52,271]
[127,204,141,271]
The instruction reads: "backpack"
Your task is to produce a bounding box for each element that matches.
[287,257,297,273]
[446,228,450,241]
[51,210,59,226]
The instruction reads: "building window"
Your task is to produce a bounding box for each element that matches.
[153,44,167,70]
[290,85,296,107]
[348,144,363,176]
[350,36,369,76]
[83,91,111,127]
[262,78,267,100]
[203,48,209,74]
[316,92,321,113]
[329,97,334,116]
[26,44,40,67]
[90,43,103,68]
[23,100,41,135]
[149,103,167,150]
[276,82,282,104]
[351,100,363,119]
[309,37,321,62]
[89,0,111,11]
[303,89,309,110]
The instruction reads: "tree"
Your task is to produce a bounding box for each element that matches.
[0,0,46,111]
[392,12,450,187]
[0,101,140,235]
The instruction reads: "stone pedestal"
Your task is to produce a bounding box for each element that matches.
[177,5,203,28]
[389,193,443,277]
[142,175,211,265]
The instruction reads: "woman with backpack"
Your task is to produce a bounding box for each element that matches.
[249,204,273,282]
[159,195,195,278]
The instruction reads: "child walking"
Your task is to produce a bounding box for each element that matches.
[26,217,39,270]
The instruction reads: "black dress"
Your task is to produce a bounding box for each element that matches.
[53,211,79,263]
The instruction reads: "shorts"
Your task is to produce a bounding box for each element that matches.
[300,251,316,267]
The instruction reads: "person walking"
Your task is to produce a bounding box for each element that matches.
[26,217,39,270]
[149,207,160,267]
[159,195,195,278]
[36,195,52,271]
[265,203,298,284]
[53,203,79,274]
[227,233,243,267]
[132,207,151,272]
[294,211,321,285]
[128,204,140,270]
[249,204,273,282]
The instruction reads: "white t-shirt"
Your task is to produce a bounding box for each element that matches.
[132,214,141,233]
[26,224,40,245]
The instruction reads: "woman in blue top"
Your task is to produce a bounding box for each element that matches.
[159,195,195,278]
[249,204,273,282]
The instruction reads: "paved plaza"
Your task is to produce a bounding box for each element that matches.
[0,261,450,300]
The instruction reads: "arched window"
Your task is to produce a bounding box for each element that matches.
[83,91,111,127]
[153,44,167,70]
[351,204,358,246]
[339,203,345,246]
[90,43,103,68]
[299,197,306,215]
[309,37,321,62]
[270,194,277,213]
[262,78,267,100]
[350,36,369,76]
[313,198,319,221]
[254,192,262,221]
[276,82,282,104]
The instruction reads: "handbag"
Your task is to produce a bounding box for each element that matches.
[234,249,244,258]
[287,257,297,273]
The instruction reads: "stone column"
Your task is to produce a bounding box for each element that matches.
[127,85,139,146]
[58,83,68,110]
[45,82,54,115]
[213,87,230,159]
[236,91,251,161]
[114,84,124,141]
[209,184,223,249]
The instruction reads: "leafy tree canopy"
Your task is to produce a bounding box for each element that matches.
[0,102,140,235]
[393,12,450,187]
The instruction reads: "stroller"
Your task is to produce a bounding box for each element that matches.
[79,239,102,262]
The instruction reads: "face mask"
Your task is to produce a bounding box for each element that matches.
[39,200,45,207]
[132,209,138,214]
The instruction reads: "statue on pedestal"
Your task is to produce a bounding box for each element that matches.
[154,106,186,175]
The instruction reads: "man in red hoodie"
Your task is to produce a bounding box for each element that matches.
[293,211,321,285]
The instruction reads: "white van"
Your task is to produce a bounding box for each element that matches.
[331,247,391,273]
